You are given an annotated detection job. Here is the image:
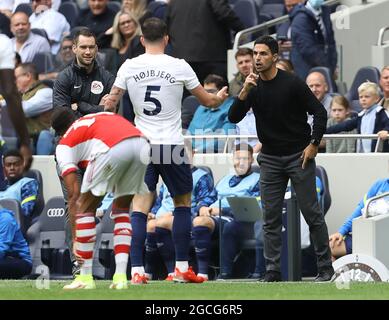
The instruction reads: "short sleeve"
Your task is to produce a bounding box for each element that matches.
[181,60,200,91]
[114,60,130,90]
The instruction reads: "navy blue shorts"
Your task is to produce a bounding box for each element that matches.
[344,234,352,254]
[145,144,192,198]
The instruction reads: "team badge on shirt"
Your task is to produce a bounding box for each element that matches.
[91,81,104,95]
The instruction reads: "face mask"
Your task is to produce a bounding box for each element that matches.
[309,0,324,10]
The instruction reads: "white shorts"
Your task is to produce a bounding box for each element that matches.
[81,137,150,198]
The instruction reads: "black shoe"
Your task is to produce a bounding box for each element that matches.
[260,271,282,282]
[315,267,335,282]
[217,273,233,280]
[247,272,264,280]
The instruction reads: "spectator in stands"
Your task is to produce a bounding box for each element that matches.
[325,96,356,153]
[192,143,260,281]
[188,74,236,153]
[145,146,216,281]
[15,62,54,155]
[121,0,152,25]
[10,11,51,62]
[276,0,303,60]
[0,149,39,218]
[0,207,32,279]
[326,82,389,153]
[289,0,337,80]
[165,0,244,84]
[229,48,253,97]
[53,27,115,118]
[53,27,115,276]
[329,178,389,260]
[306,71,332,114]
[29,0,70,54]
[0,32,33,175]
[229,35,334,282]
[75,0,116,49]
[39,36,75,80]
[379,65,389,110]
[103,10,144,73]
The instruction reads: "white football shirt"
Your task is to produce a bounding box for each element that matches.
[114,53,200,145]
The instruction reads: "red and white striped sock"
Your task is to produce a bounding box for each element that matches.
[75,213,96,275]
[112,207,132,275]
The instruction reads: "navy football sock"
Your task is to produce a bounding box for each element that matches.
[130,211,147,267]
[172,206,192,262]
[192,226,212,275]
[145,232,158,276]
[156,227,175,273]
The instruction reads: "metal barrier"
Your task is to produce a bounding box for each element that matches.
[184,134,384,153]
[232,0,341,51]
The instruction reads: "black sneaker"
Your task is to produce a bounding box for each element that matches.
[217,273,233,281]
[315,266,335,282]
[247,272,264,280]
[261,271,282,282]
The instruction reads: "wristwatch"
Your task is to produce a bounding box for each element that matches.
[310,138,320,146]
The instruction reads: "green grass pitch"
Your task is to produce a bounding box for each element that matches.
[1,280,389,300]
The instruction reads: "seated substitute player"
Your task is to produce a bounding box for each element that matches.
[192,143,260,281]
[0,149,39,219]
[52,108,150,290]
[103,18,228,284]
[329,178,389,261]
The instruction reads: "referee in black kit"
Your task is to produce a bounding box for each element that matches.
[228,35,334,282]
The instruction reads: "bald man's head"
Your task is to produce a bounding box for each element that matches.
[11,12,31,42]
[306,71,329,101]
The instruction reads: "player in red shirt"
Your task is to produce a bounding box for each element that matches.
[52,109,150,290]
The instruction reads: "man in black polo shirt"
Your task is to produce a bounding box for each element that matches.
[228,35,334,282]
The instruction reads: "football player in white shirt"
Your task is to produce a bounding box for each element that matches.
[104,18,228,284]
[0,33,32,176]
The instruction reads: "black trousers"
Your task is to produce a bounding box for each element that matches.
[0,256,32,279]
[257,151,332,273]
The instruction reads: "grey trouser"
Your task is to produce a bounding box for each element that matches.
[257,151,332,273]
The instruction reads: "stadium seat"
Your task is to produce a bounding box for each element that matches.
[26,196,72,279]
[233,0,259,28]
[14,3,33,16]
[309,66,338,94]
[345,66,381,111]
[24,169,45,224]
[0,198,28,236]
[181,95,200,130]
[58,1,79,28]
[30,28,50,42]
[41,79,54,89]
[1,105,17,137]
[31,51,55,74]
